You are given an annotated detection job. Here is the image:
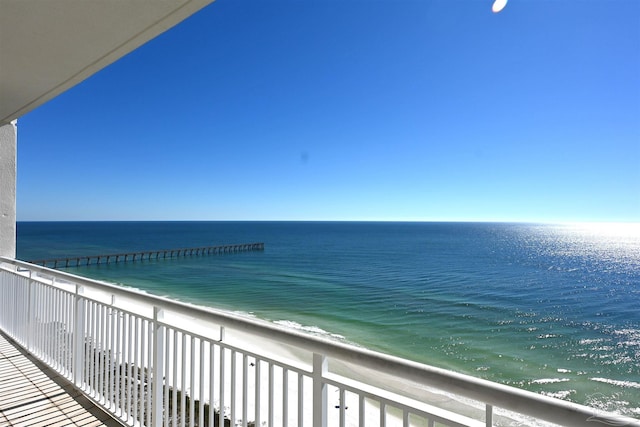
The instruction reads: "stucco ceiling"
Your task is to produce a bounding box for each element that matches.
[0,0,215,126]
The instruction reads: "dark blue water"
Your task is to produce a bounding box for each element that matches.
[16,221,640,417]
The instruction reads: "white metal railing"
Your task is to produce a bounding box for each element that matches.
[1,256,638,427]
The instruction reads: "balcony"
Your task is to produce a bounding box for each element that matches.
[1,256,638,427]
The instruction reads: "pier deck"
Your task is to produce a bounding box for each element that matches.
[28,242,265,269]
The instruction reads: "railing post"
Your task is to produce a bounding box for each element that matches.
[73,286,85,388]
[312,353,327,427]
[486,404,493,427]
[152,306,165,427]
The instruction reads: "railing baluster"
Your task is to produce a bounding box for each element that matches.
[109,304,116,411]
[243,354,248,427]
[36,285,46,360]
[283,368,289,427]
[147,318,153,427]
[127,313,133,422]
[104,305,111,406]
[190,336,196,427]
[313,353,328,427]
[151,310,163,427]
[86,301,93,395]
[255,358,261,427]
[339,388,346,427]
[26,272,33,352]
[269,362,274,427]
[90,300,96,395]
[70,291,75,377]
[121,312,128,419]
[66,292,72,376]
[58,287,63,371]
[139,318,146,424]
[50,285,55,365]
[219,345,226,427]
[199,339,205,427]
[63,288,68,373]
[39,281,44,357]
[73,287,83,387]
[486,403,493,427]
[53,287,59,371]
[298,372,304,427]
[60,290,66,374]
[134,317,140,425]
[57,287,63,372]
[97,302,102,400]
[181,333,186,427]
[106,306,112,406]
[173,330,179,427]
[115,308,122,417]
[102,305,111,406]
[41,282,47,362]
[85,299,90,394]
[92,302,98,399]
[164,327,171,427]
[231,349,237,427]
[98,304,104,403]
[209,341,215,427]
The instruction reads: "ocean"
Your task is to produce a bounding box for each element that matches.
[16,221,640,418]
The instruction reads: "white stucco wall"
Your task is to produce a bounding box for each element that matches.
[0,121,17,258]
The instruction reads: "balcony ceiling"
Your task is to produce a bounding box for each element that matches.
[0,0,215,126]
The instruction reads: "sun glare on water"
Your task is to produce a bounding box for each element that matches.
[555,222,640,262]
[565,222,640,239]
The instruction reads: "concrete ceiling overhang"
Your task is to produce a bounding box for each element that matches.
[0,0,215,126]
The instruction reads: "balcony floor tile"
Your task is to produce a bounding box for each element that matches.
[0,331,123,427]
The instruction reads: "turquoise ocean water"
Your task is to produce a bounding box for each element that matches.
[16,221,640,418]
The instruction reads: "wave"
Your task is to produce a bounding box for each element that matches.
[273,320,346,340]
[590,378,640,389]
[531,378,570,384]
[541,390,575,399]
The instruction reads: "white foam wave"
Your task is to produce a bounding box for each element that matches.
[579,338,604,345]
[274,320,346,340]
[613,328,640,337]
[531,378,570,384]
[541,390,575,399]
[556,368,571,373]
[590,378,640,389]
[233,310,257,318]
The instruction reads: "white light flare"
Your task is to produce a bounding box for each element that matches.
[492,0,508,13]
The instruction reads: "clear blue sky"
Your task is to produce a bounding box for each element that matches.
[17,0,640,222]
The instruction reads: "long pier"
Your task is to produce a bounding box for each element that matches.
[28,242,265,269]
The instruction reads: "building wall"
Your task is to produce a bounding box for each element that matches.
[0,121,17,258]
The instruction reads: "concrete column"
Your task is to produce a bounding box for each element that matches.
[0,120,17,258]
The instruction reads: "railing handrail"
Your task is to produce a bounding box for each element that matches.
[1,256,638,427]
